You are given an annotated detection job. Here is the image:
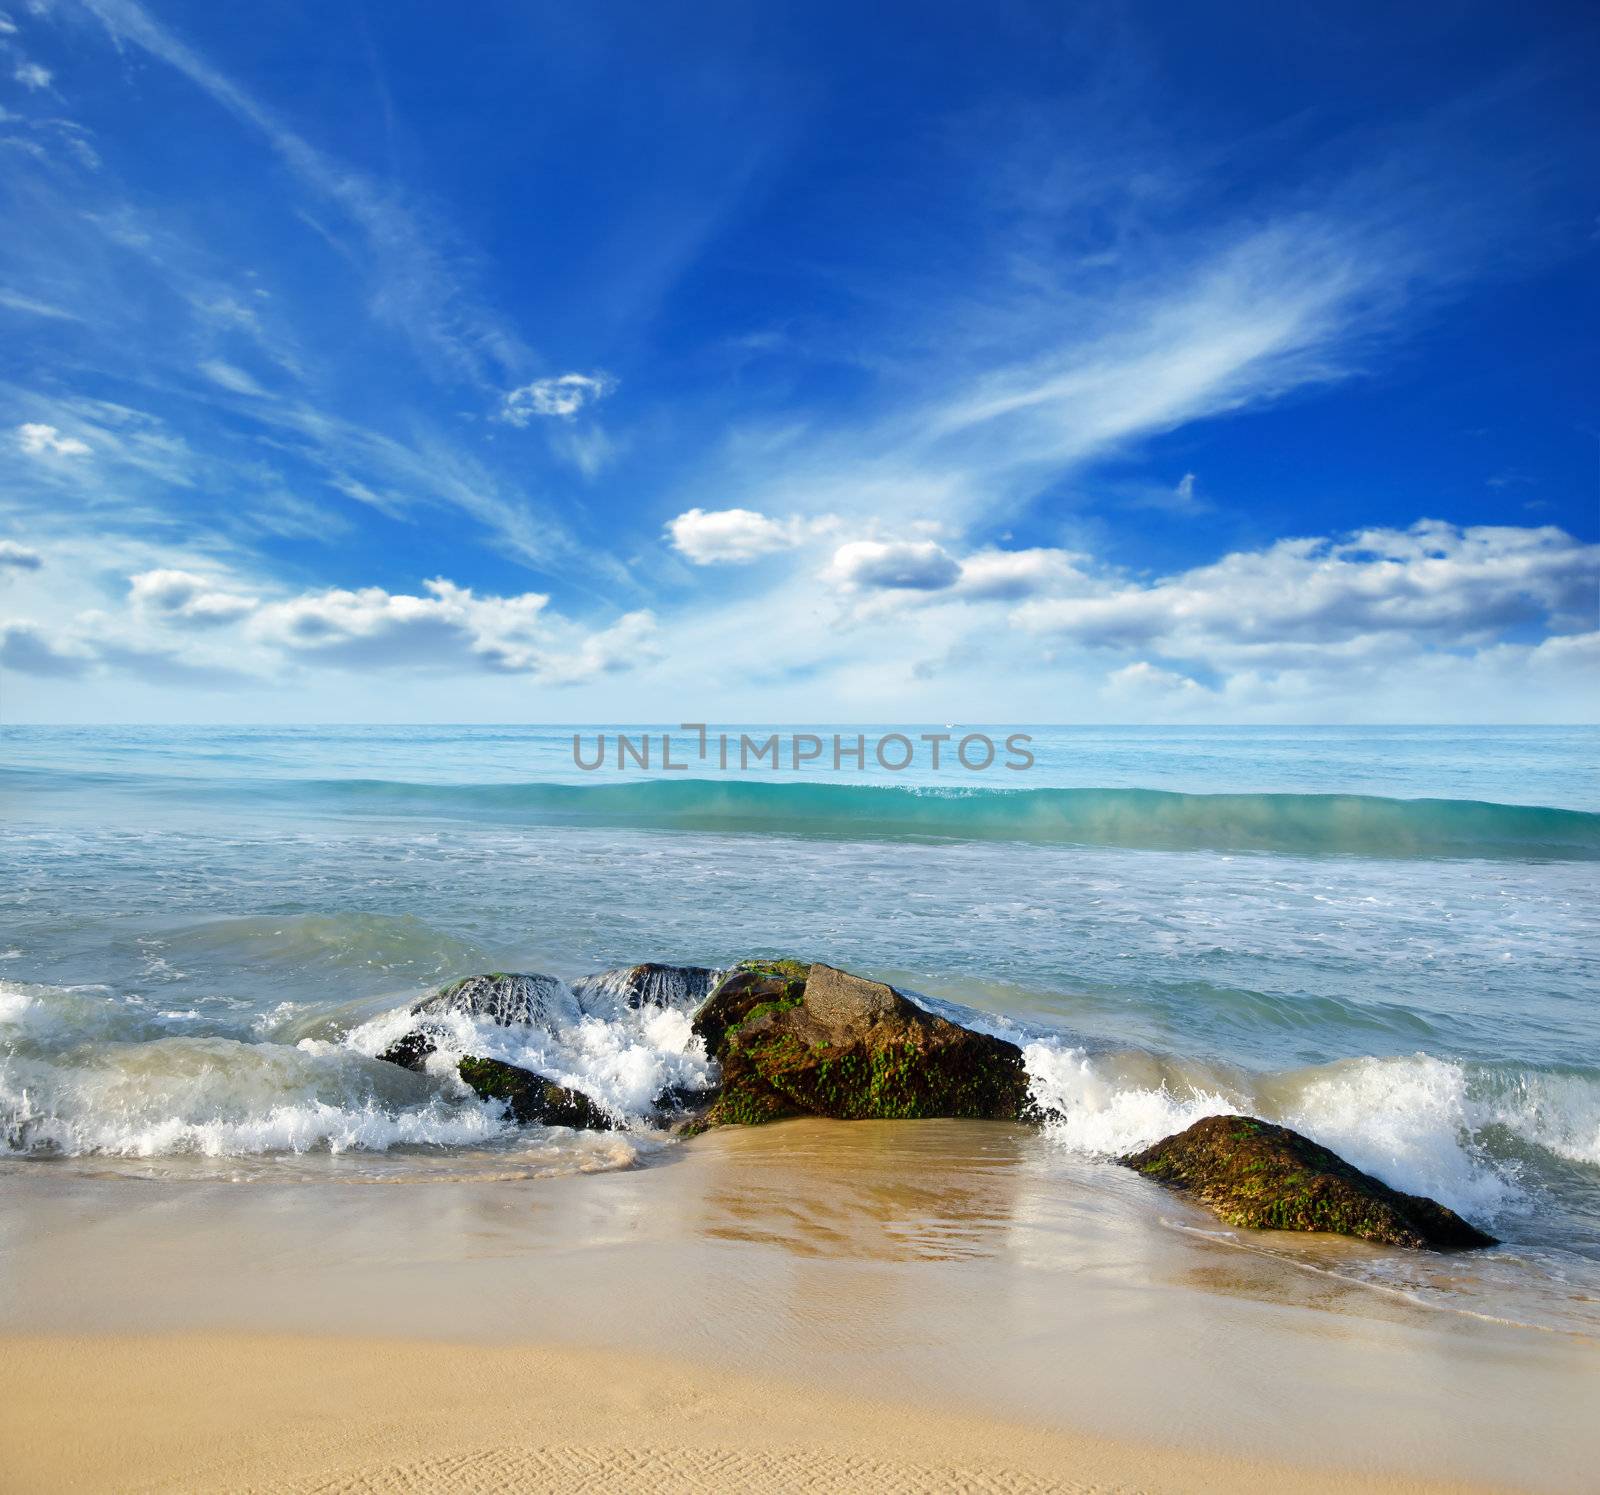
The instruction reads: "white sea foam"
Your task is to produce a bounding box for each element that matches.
[1023,1041,1241,1156]
[1276,1054,1518,1219]
[345,989,715,1123]
[7,967,1598,1218]
[1022,1040,1569,1223]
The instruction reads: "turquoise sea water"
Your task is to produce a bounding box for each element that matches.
[2,725,1597,1330]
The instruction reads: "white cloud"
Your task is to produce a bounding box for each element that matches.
[0,539,43,570]
[1105,660,1210,699]
[952,547,1088,601]
[16,422,90,457]
[1013,522,1600,660]
[198,358,266,396]
[667,507,805,564]
[2,559,661,691]
[0,620,92,676]
[248,577,652,681]
[14,61,51,90]
[0,289,80,320]
[128,568,258,625]
[826,539,961,592]
[504,607,659,684]
[500,373,613,424]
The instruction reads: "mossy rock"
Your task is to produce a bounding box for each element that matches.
[456,1055,612,1131]
[692,962,1029,1127]
[693,962,810,1062]
[375,1030,610,1131]
[1122,1114,1496,1250]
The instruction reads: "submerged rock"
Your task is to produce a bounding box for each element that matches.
[412,972,578,1032]
[456,1055,612,1131]
[375,1030,611,1131]
[377,1030,438,1072]
[692,960,1029,1126]
[572,963,721,1019]
[1122,1114,1497,1250]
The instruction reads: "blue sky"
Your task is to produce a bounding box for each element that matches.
[0,0,1596,722]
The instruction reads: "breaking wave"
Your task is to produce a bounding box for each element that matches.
[5,970,1596,1242]
[7,768,1597,858]
[1023,1042,1600,1226]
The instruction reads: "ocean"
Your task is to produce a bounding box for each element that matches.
[2,724,1597,1334]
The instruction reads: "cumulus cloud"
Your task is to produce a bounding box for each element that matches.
[1105,660,1210,699]
[667,507,809,564]
[1013,522,1600,661]
[826,539,961,592]
[14,61,52,91]
[500,373,613,424]
[515,608,659,684]
[0,621,92,677]
[952,547,1089,601]
[128,569,258,625]
[0,540,43,571]
[16,422,91,457]
[1,566,660,690]
[248,577,653,681]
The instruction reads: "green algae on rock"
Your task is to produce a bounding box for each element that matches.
[692,961,1029,1127]
[456,1055,613,1131]
[376,1030,612,1131]
[1122,1114,1496,1250]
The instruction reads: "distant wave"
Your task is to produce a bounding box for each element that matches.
[6,769,1599,858]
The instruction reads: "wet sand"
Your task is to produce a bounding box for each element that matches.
[2,1119,1596,1492]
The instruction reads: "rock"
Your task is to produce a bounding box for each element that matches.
[374,1029,611,1131]
[572,963,721,1019]
[456,1055,613,1131]
[412,972,578,1032]
[691,958,810,1063]
[692,961,1029,1126]
[650,1079,721,1138]
[377,1030,437,1072]
[1122,1114,1497,1250]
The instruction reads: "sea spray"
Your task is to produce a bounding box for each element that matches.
[1021,1041,1546,1223]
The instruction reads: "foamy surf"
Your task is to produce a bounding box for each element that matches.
[5,971,1595,1234]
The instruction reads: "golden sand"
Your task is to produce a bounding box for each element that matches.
[2,1119,1594,1492]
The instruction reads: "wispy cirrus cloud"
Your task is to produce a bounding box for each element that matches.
[73,0,533,389]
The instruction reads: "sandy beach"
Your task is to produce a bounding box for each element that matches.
[3,1119,1595,1493]
[1,1332,1481,1495]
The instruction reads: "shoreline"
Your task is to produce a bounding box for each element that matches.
[3,1120,1597,1492]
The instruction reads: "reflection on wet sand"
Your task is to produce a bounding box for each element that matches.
[688,1118,1036,1261]
[2,1118,1598,1490]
